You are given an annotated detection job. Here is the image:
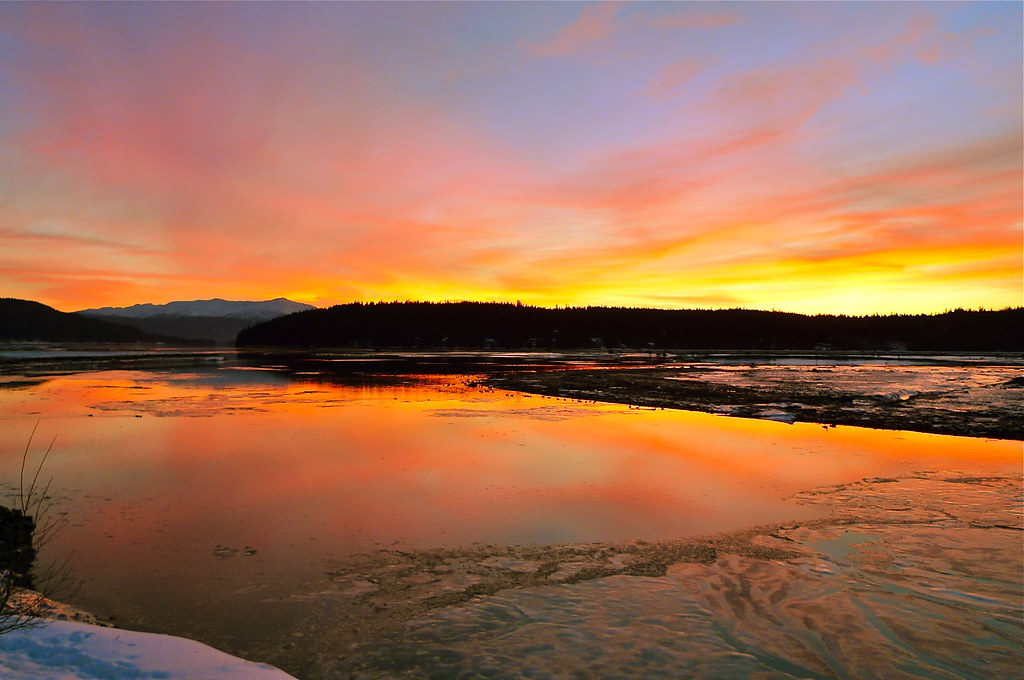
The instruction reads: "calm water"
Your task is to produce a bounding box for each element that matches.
[0,357,1019,675]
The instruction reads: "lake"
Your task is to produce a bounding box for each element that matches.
[0,352,1020,678]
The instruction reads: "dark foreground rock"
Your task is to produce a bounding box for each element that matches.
[0,506,35,588]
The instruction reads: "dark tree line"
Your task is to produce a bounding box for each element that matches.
[236,301,1024,351]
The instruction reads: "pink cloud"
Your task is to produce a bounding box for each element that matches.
[528,2,621,57]
[528,3,741,59]
[651,9,741,30]
[641,59,706,98]
[868,13,979,66]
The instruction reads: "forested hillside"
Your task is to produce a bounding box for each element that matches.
[0,298,183,344]
[236,302,1024,351]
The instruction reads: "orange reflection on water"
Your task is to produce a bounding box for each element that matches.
[0,368,1019,633]
[2,371,1018,545]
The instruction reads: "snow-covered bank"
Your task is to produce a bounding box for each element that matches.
[0,619,298,679]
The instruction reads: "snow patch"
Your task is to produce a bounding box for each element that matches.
[0,619,297,679]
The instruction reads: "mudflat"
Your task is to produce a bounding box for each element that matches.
[265,471,1022,679]
[485,359,1024,440]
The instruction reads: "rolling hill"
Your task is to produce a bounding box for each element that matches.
[0,298,182,344]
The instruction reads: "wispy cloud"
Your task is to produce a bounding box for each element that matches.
[527,2,622,57]
[641,59,707,99]
[527,2,742,58]
[651,9,741,30]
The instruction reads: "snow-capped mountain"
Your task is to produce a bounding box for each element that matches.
[76,298,316,345]
[78,297,315,321]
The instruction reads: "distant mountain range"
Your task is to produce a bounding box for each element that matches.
[78,297,314,321]
[77,298,315,345]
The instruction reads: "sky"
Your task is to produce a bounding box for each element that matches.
[0,1,1020,315]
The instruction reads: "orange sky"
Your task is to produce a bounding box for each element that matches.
[1,2,1021,314]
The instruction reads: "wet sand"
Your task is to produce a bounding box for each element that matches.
[257,471,1022,679]
[484,362,1024,440]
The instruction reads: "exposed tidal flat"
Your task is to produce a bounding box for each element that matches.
[327,473,1022,680]
[0,349,1020,679]
[483,354,1024,441]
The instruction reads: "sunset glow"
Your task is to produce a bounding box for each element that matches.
[1,1,1020,314]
